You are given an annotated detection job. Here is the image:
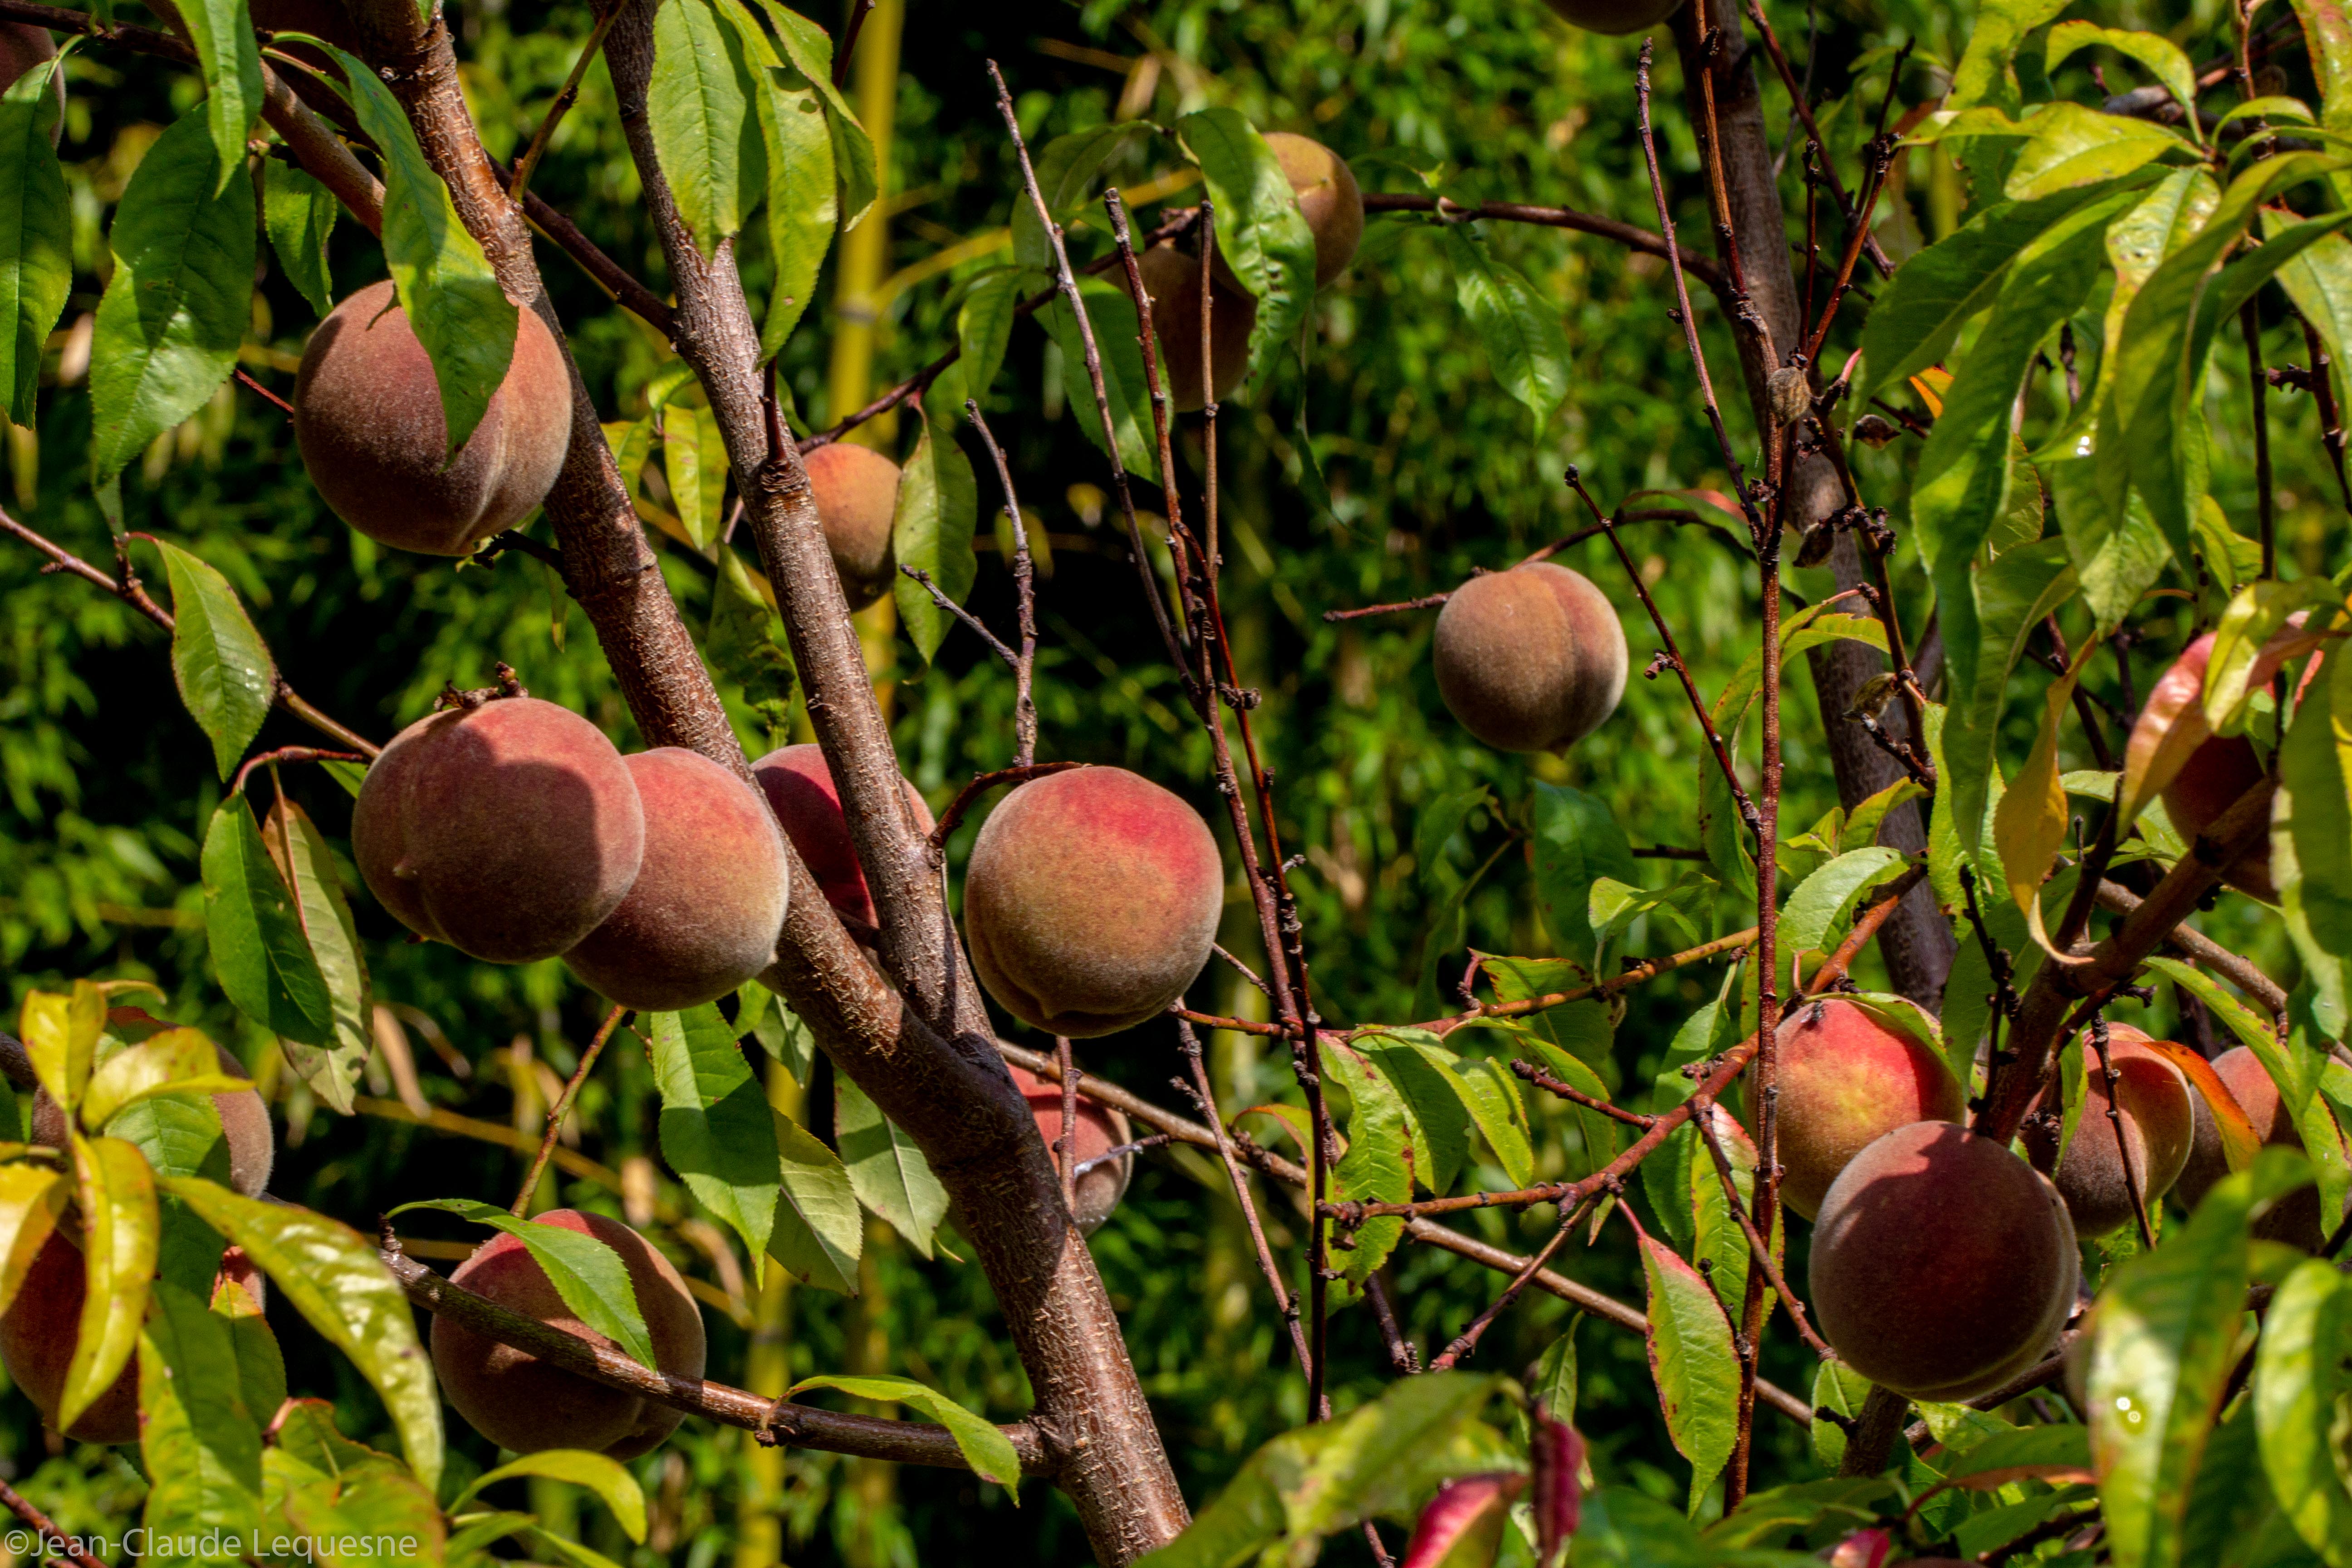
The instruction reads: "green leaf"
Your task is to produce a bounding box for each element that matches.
[1455,1054,1535,1191]
[833,1073,947,1259]
[747,51,834,356]
[1688,1105,1762,1320]
[649,1005,779,1269]
[2289,0,2352,143]
[1443,224,1570,436]
[1913,186,2128,712]
[60,1134,157,1435]
[140,1279,264,1565]
[162,1176,444,1490]
[456,1451,648,1544]
[789,1373,1021,1498]
[155,538,276,781]
[1531,1316,1579,1423]
[2005,104,2190,201]
[264,797,370,1115]
[182,0,264,191]
[2047,24,2202,141]
[1639,1230,1740,1514]
[1943,537,2076,861]
[1779,846,1909,954]
[1947,0,2073,113]
[0,56,70,426]
[770,1107,861,1293]
[201,800,335,1048]
[1009,123,1155,273]
[1043,274,1158,483]
[2089,1152,2302,1568]
[1529,781,1637,959]
[1176,108,1318,379]
[322,44,517,457]
[956,267,1025,411]
[266,1400,446,1566]
[706,544,797,744]
[1355,1030,1474,1196]
[752,0,874,230]
[662,402,728,549]
[2254,1259,2352,1564]
[2275,649,2352,1025]
[263,160,338,319]
[81,1027,245,1131]
[1810,1360,1875,1471]
[650,0,764,258]
[1328,1045,1410,1284]
[390,1198,657,1372]
[891,407,980,664]
[87,109,255,488]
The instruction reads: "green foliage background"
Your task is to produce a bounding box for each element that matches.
[0,0,2337,1562]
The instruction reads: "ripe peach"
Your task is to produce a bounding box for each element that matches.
[1134,242,1254,413]
[962,767,1225,1038]
[803,442,901,611]
[1432,562,1628,753]
[750,743,932,931]
[1264,133,1363,287]
[1809,1122,2078,1400]
[0,24,60,139]
[2026,1030,2195,1237]
[30,1038,272,1198]
[563,749,790,1010]
[430,1210,706,1459]
[2163,735,2272,898]
[1008,1065,1134,1234]
[2205,1046,2348,1247]
[1765,997,1966,1220]
[294,279,574,556]
[1542,0,1685,33]
[0,1230,138,1445]
[353,696,645,965]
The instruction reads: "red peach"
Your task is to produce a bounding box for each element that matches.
[750,743,933,931]
[803,443,901,611]
[1765,997,1967,1220]
[1009,1065,1134,1234]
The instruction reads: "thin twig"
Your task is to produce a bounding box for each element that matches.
[833,0,877,90]
[229,745,368,798]
[927,761,1089,847]
[1360,191,1725,291]
[1175,1017,1314,1377]
[1426,1201,1589,1372]
[964,401,1040,767]
[1511,1058,1659,1128]
[1689,1091,1834,1359]
[507,0,627,206]
[0,1477,106,1568]
[512,1005,627,1216]
[1056,1037,1081,1215]
[2089,1015,2158,1250]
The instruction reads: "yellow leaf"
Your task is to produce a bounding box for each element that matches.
[1910,366,1954,417]
[19,981,106,1117]
[79,1029,247,1133]
[1994,645,2097,956]
[58,1135,156,1436]
[0,1164,66,1319]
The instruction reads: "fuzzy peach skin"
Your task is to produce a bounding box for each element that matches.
[354,696,645,965]
[0,1230,140,1445]
[1809,1122,2078,1401]
[1432,562,1629,754]
[564,749,791,1011]
[431,1210,706,1459]
[751,743,933,930]
[2205,1045,2349,1247]
[1135,242,1254,414]
[294,279,573,555]
[962,767,1225,1038]
[1009,1064,1135,1234]
[1207,133,1363,291]
[2028,1029,2195,1238]
[804,442,902,610]
[1763,997,1967,1220]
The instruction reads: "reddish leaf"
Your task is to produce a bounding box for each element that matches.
[1401,1471,1525,1568]
[1827,1527,1893,1568]
[1529,1416,1583,1565]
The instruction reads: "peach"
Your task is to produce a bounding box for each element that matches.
[563,749,790,1011]
[2205,1046,2348,1247]
[1542,0,1685,33]
[962,767,1225,1037]
[1432,562,1628,753]
[1264,133,1364,287]
[2163,735,2273,898]
[0,24,60,140]
[0,1230,138,1445]
[803,442,901,611]
[430,1210,706,1459]
[31,1038,272,1198]
[750,743,932,931]
[353,696,645,965]
[1764,997,1967,1220]
[1808,1122,2078,1400]
[1134,242,1254,413]
[2027,1029,2195,1237]
[294,279,573,555]
[1009,1065,1134,1234]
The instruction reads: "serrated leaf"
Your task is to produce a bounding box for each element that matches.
[649,0,764,258]
[891,406,979,664]
[88,109,254,487]
[748,50,833,356]
[321,44,516,457]
[1779,846,1909,955]
[164,1176,442,1489]
[1355,1030,1473,1197]
[649,1005,778,1269]
[263,159,338,319]
[1639,1231,1740,1514]
[391,1198,657,1372]
[1043,274,1158,483]
[60,1133,157,1435]
[155,538,275,780]
[751,0,874,229]
[957,267,1024,411]
[263,797,370,1115]
[769,1108,861,1294]
[202,800,334,1047]
[81,1028,245,1132]
[790,1373,1021,1498]
[456,1451,648,1544]
[833,1073,947,1259]
[1530,782,1636,960]
[140,1278,264,1566]
[0,56,69,427]
[1176,108,1318,381]
[2006,104,2189,201]
[2047,24,2201,141]
[1443,224,1570,435]
[1328,1044,1410,1284]
[182,0,264,191]
[1455,1054,1534,1191]
[19,980,104,1115]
